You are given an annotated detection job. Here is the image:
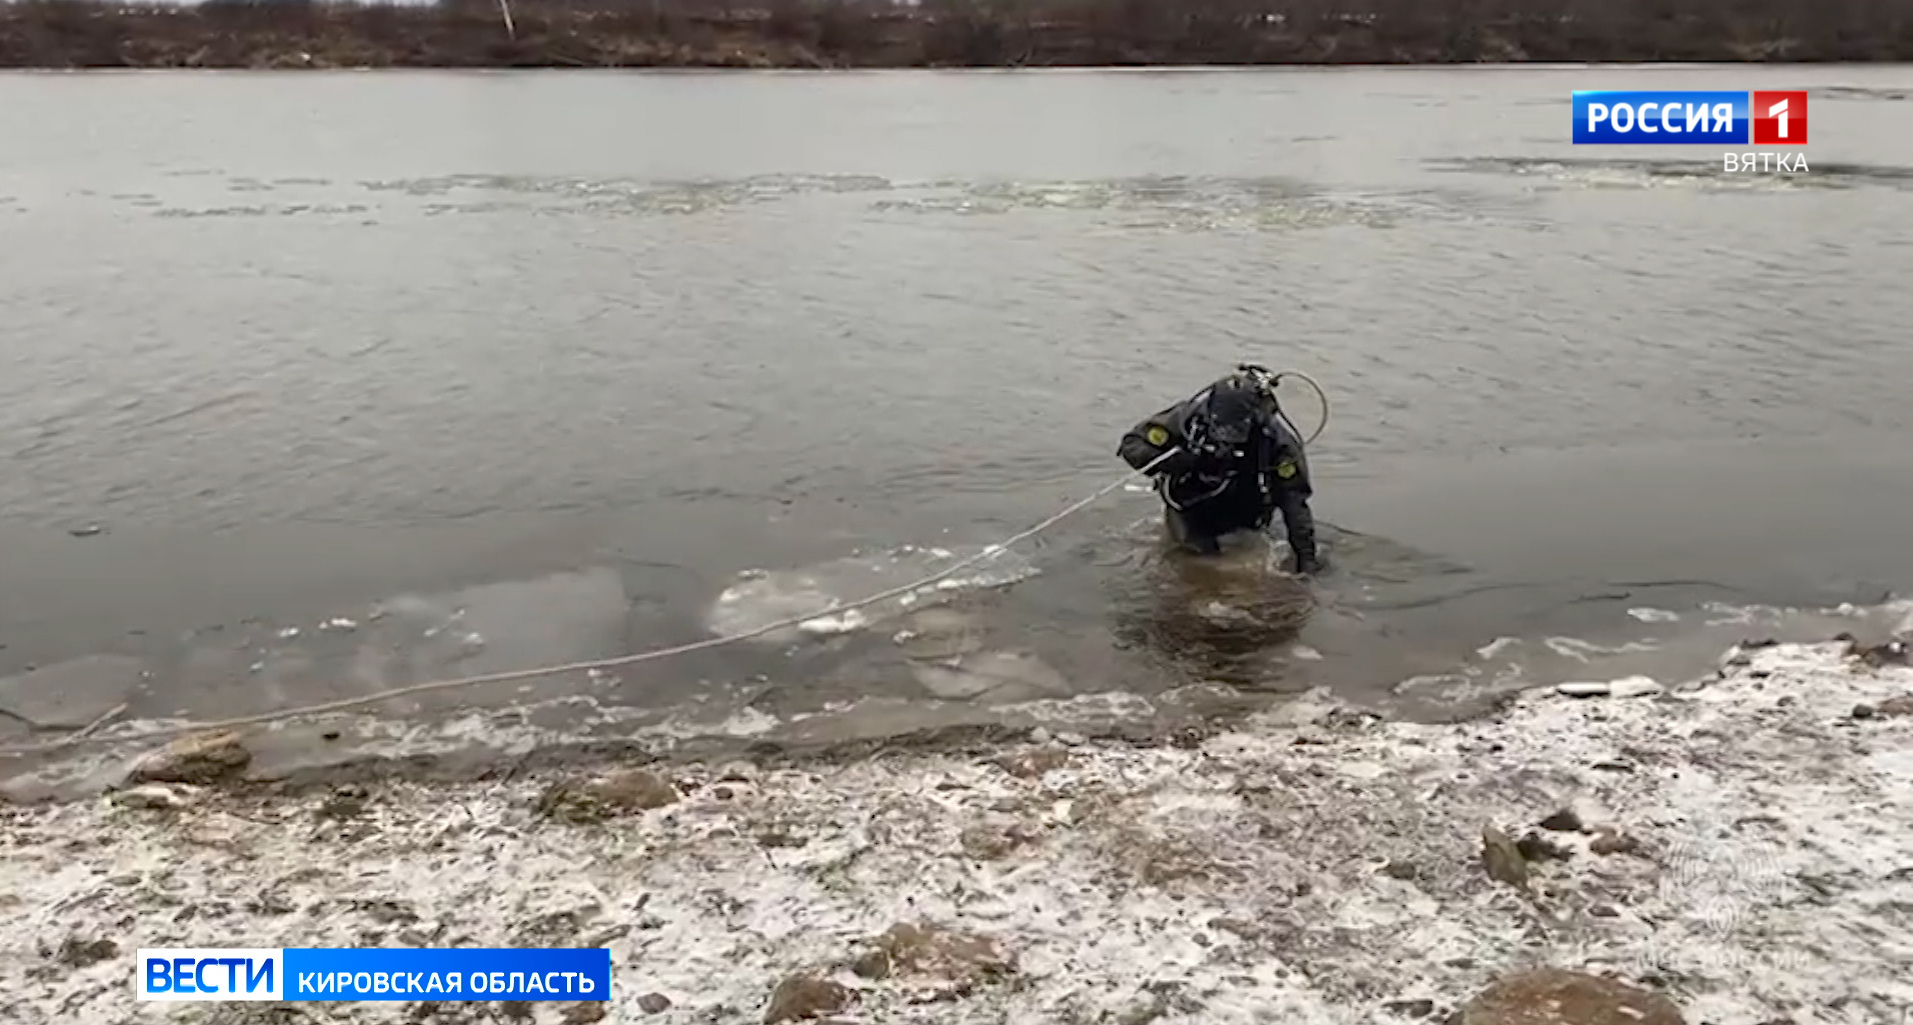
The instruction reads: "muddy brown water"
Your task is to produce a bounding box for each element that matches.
[2,67,1911,790]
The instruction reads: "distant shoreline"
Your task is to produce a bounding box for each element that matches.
[3,0,1911,70]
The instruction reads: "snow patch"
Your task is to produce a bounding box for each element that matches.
[3,643,1909,1025]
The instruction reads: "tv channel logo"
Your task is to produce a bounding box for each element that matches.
[138,949,283,1001]
[137,947,610,1002]
[1573,90,1808,146]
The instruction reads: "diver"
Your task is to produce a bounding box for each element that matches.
[1117,365,1323,575]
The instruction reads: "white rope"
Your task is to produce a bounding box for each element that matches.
[0,448,1186,758]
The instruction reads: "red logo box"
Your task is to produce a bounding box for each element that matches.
[1752,90,1808,145]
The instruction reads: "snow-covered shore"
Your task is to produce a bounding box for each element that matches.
[4,639,1911,1025]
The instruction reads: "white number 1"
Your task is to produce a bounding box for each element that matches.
[1768,98,1790,139]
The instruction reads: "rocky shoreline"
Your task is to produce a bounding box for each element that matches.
[4,633,1911,1024]
[2,0,1910,69]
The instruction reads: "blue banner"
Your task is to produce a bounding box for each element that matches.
[283,949,610,1002]
[1572,90,1750,145]
[138,949,285,1001]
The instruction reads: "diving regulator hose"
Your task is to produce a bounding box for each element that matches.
[1237,363,1330,449]
[1273,370,1330,448]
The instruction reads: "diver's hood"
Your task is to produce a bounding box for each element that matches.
[1202,381,1261,445]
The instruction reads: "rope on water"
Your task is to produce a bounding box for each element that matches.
[0,366,1335,760]
[0,448,1187,758]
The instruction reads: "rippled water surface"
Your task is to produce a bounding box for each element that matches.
[2,67,1911,765]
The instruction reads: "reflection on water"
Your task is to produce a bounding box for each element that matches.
[1103,523,1316,690]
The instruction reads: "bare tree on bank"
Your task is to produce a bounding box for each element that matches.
[0,0,1908,68]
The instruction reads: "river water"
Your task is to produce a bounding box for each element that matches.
[2,67,1911,776]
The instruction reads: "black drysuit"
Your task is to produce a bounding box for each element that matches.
[1117,383,1321,573]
